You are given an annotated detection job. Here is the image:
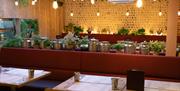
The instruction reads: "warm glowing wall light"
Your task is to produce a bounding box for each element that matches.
[15,0,19,6]
[136,0,143,8]
[34,0,37,2]
[70,12,74,16]
[91,0,95,4]
[178,11,180,16]
[53,0,58,9]
[126,11,130,16]
[158,11,162,16]
[97,12,100,16]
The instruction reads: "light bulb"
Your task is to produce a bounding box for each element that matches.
[32,0,36,5]
[53,0,58,9]
[81,0,84,1]
[126,11,130,16]
[34,0,37,2]
[158,11,162,16]
[136,0,143,8]
[70,12,74,16]
[15,0,18,6]
[153,0,156,1]
[91,0,95,4]
[178,11,180,16]
[97,12,100,16]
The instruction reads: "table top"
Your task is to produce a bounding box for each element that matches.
[0,67,50,87]
[53,74,180,91]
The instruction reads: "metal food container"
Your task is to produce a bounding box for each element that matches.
[140,42,149,55]
[23,38,32,48]
[89,39,99,52]
[52,40,61,50]
[99,41,110,52]
[124,41,136,54]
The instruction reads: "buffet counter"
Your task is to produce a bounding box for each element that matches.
[58,34,180,43]
[0,48,180,81]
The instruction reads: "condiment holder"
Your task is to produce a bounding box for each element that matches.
[28,69,34,78]
[74,72,80,82]
[111,77,119,90]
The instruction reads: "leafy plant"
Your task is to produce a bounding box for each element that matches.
[80,36,89,45]
[130,28,145,35]
[157,29,163,35]
[32,35,41,46]
[149,41,165,54]
[64,23,75,32]
[137,28,145,35]
[3,35,23,48]
[64,23,84,36]
[19,0,29,7]
[117,27,129,35]
[21,19,38,38]
[43,39,51,48]
[111,43,124,51]
[149,29,154,34]
[74,26,84,35]
[101,28,110,34]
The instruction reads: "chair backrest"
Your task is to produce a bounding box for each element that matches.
[127,69,145,91]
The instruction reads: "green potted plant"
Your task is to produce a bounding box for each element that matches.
[64,23,75,33]
[111,43,124,51]
[149,41,165,55]
[117,27,129,35]
[137,28,145,35]
[3,36,23,48]
[42,39,51,49]
[73,25,84,36]
[79,36,89,51]
[32,35,41,48]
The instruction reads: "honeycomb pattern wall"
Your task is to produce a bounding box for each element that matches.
[64,0,175,35]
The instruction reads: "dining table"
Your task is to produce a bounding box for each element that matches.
[53,74,180,91]
[0,67,50,91]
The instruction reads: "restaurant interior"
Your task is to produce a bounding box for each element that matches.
[0,0,180,91]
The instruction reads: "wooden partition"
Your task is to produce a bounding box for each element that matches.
[0,48,180,81]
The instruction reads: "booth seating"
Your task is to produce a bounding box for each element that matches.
[0,48,180,91]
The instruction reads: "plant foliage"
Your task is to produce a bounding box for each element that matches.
[117,27,129,35]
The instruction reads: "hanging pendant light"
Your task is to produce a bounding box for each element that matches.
[91,0,95,4]
[136,0,143,8]
[32,0,36,5]
[34,0,38,2]
[15,0,19,6]
[53,0,58,9]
